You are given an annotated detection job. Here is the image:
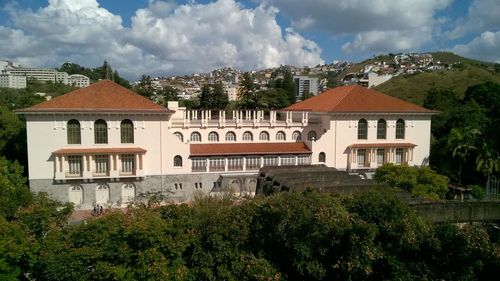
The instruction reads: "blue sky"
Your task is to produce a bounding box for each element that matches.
[1,0,499,80]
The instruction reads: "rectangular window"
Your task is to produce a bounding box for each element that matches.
[246,156,261,170]
[94,155,109,175]
[297,155,311,165]
[395,148,404,164]
[357,149,367,167]
[67,155,82,176]
[263,156,278,167]
[121,154,135,174]
[377,149,385,165]
[192,157,207,172]
[280,156,295,166]
[209,158,225,172]
[228,157,243,171]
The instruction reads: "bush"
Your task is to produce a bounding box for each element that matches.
[469,185,485,199]
[375,164,448,199]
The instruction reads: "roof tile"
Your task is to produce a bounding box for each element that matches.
[286,84,435,113]
[18,80,172,113]
[190,142,312,156]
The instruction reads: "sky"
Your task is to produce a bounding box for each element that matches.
[0,0,499,80]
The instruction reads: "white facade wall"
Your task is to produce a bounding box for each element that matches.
[68,74,91,88]
[0,74,27,89]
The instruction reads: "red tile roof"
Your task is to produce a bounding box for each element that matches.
[286,85,435,113]
[348,143,416,149]
[190,142,312,156]
[17,80,173,114]
[53,147,146,155]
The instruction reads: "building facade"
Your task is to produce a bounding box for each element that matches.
[0,72,27,89]
[4,65,90,87]
[293,75,319,100]
[18,81,435,209]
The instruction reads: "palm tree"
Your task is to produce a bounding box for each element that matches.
[447,127,481,184]
[475,142,500,198]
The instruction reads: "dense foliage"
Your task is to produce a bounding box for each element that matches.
[374,164,448,200]
[1,190,498,280]
[424,82,500,187]
[58,61,130,88]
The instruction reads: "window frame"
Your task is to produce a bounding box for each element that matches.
[67,119,81,144]
[174,155,183,167]
[377,119,386,140]
[242,131,253,141]
[94,119,108,144]
[120,119,134,144]
[396,119,405,139]
[190,132,202,142]
[208,131,219,142]
[318,152,326,163]
[225,131,236,142]
[357,119,368,140]
[292,131,302,141]
[276,131,286,141]
[259,131,270,141]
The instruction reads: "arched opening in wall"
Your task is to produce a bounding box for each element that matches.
[174,132,183,142]
[68,185,83,206]
[276,131,286,141]
[292,131,302,141]
[396,119,405,139]
[242,131,253,141]
[121,183,135,204]
[319,152,326,163]
[229,179,242,196]
[358,119,367,140]
[308,131,317,141]
[67,119,81,144]
[120,119,134,143]
[190,132,202,142]
[95,183,110,205]
[259,131,270,141]
[94,119,108,144]
[208,131,219,142]
[225,131,236,141]
[174,155,182,167]
[377,119,387,139]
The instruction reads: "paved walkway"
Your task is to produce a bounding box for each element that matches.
[69,208,128,224]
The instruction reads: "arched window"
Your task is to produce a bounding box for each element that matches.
[174,155,182,167]
[319,152,326,162]
[276,131,286,141]
[95,183,110,205]
[174,132,183,142]
[357,119,367,140]
[208,131,219,142]
[292,131,302,141]
[377,119,386,139]
[225,131,236,141]
[308,131,317,141]
[67,119,81,144]
[68,185,83,205]
[396,119,405,139]
[259,131,270,141]
[190,132,201,142]
[94,119,108,144]
[242,131,253,141]
[121,183,135,204]
[120,119,134,143]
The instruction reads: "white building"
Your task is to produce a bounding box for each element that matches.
[3,65,90,87]
[226,85,240,101]
[293,75,319,100]
[17,80,435,209]
[0,72,27,89]
[359,72,393,88]
[68,74,90,88]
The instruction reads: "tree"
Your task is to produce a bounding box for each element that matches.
[475,142,500,197]
[211,81,228,109]
[300,88,313,100]
[238,72,259,109]
[447,127,481,184]
[158,86,179,106]
[134,75,156,100]
[0,157,32,220]
[282,70,296,104]
[199,84,212,109]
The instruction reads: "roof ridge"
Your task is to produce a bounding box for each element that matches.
[330,85,356,111]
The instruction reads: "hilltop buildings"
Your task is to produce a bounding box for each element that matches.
[17,80,435,209]
[0,60,90,88]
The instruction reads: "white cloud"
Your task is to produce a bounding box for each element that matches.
[260,0,451,53]
[448,0,500,39]
[452,31,500,63]
[0,0,323,79]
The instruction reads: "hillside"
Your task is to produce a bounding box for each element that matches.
[374,64,500,105]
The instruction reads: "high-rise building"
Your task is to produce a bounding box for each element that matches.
[293,75,319,100]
